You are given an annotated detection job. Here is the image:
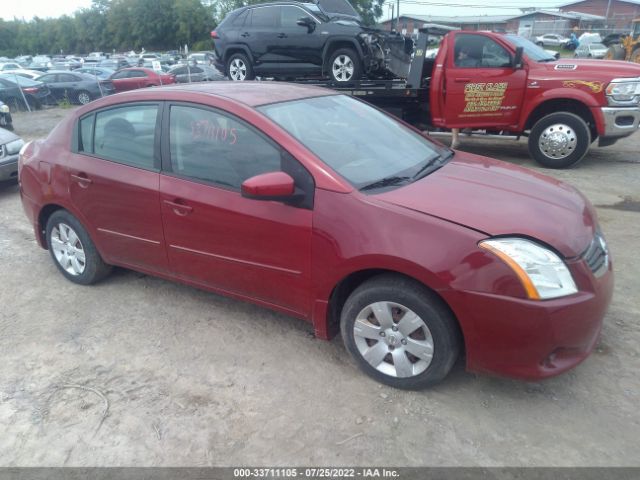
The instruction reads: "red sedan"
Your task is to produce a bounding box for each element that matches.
[109,67,175,92]
[18,83,613,389]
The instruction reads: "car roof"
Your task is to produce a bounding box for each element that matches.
[113,81,338,107]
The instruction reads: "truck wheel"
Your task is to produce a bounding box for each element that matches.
[328,48,362,83]
[630,48,640,64]
[340,274,460,390]
[528,112,591,169]
[226,53,254,81]
[605,45,625,60]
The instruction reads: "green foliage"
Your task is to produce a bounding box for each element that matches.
[0,0,385,56]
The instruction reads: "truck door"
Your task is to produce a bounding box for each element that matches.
[441,32,527,129]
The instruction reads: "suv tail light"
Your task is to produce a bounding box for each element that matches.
[211,30,219,39]
[23,87,38,93]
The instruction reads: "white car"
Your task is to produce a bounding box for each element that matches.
[0,62,22,72]
[574,42,608,58]
[535,33,569,47]
[1,69,42,80]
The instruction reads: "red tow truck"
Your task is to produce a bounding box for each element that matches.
[314,26,640,168]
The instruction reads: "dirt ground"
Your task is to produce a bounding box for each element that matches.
[0,106,639,467]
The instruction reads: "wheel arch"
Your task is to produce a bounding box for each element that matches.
[223,44,254,64]
[524,96,598,140]
[37,203,66,248]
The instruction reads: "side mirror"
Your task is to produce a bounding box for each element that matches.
[241,171,295,200]
[512,46,524,69]
[296,17,316,33]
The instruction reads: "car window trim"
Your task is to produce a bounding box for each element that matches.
[73,101,163,172]
[279,5,321,26]
[160,100,315,208]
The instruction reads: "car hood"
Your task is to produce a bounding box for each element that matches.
[374,153,596,258]
[545,59,640,77]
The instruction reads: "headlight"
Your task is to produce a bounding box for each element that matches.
[479,238,577,300]
[0,104,9,113]
[5,138,25,155]
[359,33,376,45]
[606,78,640,105]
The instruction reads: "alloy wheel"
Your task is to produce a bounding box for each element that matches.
[229,58,247,81]
[332,55,354,82]
[78,92,91,105]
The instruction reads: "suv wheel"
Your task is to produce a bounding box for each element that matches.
[226,53,254,81]
[328,48,362,83]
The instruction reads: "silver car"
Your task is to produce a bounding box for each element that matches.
[574,42,608,59]
[535,33,569,47]
[0,127,23,182]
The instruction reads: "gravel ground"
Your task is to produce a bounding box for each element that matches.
[0,106,639,467]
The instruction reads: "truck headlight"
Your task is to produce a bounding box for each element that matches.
[5,138,25,155]
[606,78,640,105]
[479,238,577,300]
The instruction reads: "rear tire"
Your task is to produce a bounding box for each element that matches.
[630,47,640,64]
[528,112,591,169]
[45,210,112,285]
[340,274,460,390]
[328,48,362,83]
[226,53,254,81]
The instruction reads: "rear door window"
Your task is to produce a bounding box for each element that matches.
[250,6,278,28]
[91,104,159,169]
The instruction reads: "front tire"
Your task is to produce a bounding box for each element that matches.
[46,210,112,285]
[528,112,591,168]
[225,53,254,81]
[340,274,460,390]
[328,48,362,83]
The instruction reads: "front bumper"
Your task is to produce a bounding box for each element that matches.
[0,154,19,181]
[600,106,640,138]
[442,255,614,381]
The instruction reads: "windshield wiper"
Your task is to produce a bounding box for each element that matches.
[360,176,411,191]
[412,151,453,180]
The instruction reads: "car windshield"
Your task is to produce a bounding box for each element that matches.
[0,73,41,86]
[504,34,556,62]
[258,95,450,191]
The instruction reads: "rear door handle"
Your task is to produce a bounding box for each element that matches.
[454,77,471,83]
[71,173,92,187]
[164,199,193,216]
[277,33,287,38]
[241,32,250,38]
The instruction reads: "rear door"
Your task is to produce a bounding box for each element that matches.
[159,102,313,314]
[442,32,527,129]
[68,102,168,271]
[245,6,280,66]
[37,73,62,100]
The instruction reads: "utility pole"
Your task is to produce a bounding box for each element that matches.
[396,0,400,31]
[604,0,612,29]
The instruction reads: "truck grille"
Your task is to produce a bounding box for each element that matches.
[582,234,609,277]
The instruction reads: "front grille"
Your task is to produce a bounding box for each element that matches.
[582,234,609,277]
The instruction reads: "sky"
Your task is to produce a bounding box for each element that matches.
[0,0,570,22]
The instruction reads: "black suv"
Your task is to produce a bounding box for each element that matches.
[211,0,412,83]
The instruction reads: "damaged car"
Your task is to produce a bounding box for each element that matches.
[211,0,412,82]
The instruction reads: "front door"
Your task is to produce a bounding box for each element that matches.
[442,32,527,129]
[274,5,324,71]
[159,103,313,315]
[68,103,168,271]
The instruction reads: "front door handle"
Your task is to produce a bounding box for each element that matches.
[71,173,92,187]
[164,199,193,216]
[241,32,250,38]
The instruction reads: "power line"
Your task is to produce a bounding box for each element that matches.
[384,0,567,9]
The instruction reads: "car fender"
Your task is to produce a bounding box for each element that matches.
[519,88,601,132]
